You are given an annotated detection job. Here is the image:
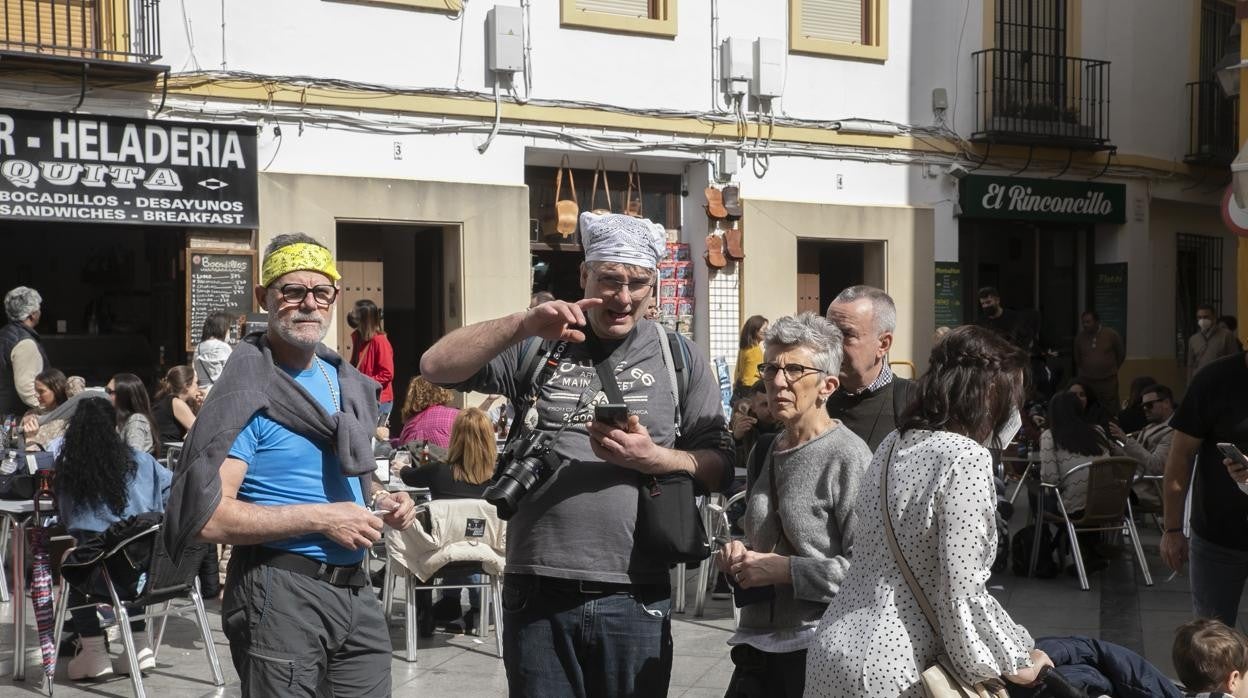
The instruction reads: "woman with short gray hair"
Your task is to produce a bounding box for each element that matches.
[715,311,872,697]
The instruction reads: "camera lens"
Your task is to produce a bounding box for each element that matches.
[485,454,548,520]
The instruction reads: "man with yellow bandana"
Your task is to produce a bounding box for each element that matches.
[172,232,417,696]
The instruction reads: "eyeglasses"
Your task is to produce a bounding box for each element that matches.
[594,275,654,299]
[757,362,825,384]
[274,283,339,307]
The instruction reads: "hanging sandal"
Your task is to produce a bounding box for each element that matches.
[705,186,727,219]
[722,184,742,218]
[625,160,644,217]
[591,158,613,214]
[725,222,744,259]
[554,155,579,238]
[705,229,727,268]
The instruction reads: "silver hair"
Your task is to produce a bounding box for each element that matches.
[262,232,328,264]
[4,287,41,323]
[764,312,844,377]
[831,285,896,335]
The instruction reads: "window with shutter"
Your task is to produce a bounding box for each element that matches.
[1,0,99,58]
[560,0,676,37]
[325,0,463,13]
[789,0,887,61]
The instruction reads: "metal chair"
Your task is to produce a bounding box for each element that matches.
[694,490,747,618]
[381,499,505,662]
[52,524,224,697]
[1130,474,1166,533]
[1041,456,1153,591]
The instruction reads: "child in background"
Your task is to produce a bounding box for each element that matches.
[1173,618,1248,697]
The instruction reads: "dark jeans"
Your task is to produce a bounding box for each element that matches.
[1189,533,1248,628]
[221,549,391,697]
[68,587,144,638]
[724,644,806,698]
[501,574,672,698]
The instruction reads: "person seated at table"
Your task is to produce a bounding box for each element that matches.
[1067,378,1112,431]
[393,407,497,634]
[1039,390,1113,573]
[152,365,200,446]
[393,376,459,449]
[20,368,69,450]
[107,373,159,457]
[57,397,172,680]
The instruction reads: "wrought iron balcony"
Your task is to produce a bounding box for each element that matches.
[971,48,1112,150]
[1185,80,1238,165]
[1,0,161,64]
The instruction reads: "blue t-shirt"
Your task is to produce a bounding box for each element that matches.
[228,359,365,564]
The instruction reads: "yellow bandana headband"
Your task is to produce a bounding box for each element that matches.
[260,242,341,287]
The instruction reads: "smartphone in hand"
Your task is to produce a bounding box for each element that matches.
[1218,442,1248,469]
[594,403,629,428]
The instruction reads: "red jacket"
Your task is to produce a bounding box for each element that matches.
[351,330,394,404]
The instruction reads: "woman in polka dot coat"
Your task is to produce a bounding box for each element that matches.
[804,325,1054,697]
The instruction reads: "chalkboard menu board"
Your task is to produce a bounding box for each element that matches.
[934,262,963,328]
[1093,263,1128,341]
[186,249,256,351]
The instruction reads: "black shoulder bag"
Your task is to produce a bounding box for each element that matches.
[593,357,710,567]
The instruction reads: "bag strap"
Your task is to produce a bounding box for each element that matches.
[591,158,612,211]
[879,437,943,636]
[654,322,685,437]
[555,155,577,205]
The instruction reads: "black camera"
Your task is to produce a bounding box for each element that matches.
[484,429,562,520]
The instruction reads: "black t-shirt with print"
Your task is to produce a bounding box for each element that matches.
[1171,352,1248,550]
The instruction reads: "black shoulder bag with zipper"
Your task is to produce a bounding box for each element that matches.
[593,349,710,567]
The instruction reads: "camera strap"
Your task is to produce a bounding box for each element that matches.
[594,358,626,406]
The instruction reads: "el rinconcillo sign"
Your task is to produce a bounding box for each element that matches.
[959,175,1126,224]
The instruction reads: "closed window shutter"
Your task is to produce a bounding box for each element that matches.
[575,0,653,19]
[2,0,98,56]
[800,0,865,45]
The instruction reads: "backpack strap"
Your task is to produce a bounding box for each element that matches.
[517,336,548,400]
[654,323,691,437]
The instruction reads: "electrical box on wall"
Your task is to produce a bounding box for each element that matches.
[751,38,783,99]
[721,37,751,95]
[487,5,524,73]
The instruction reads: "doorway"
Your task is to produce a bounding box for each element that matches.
[336,222,451,429]
[795,240,885,314]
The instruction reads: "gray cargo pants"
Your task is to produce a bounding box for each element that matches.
[221,549,392,697]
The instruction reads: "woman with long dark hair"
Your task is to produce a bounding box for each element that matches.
[58,397,171,680]
[1067,378,1111,429]
[349,299,395,421]
[20,367,69,449]
[152,365,199,446]
[1040,391,1112,567]
[806,325,1051,696]
[107,373,159,457]
[734,315,769,393]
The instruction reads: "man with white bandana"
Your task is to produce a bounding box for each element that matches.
[422,212,734,697]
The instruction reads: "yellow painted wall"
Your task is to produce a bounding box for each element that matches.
[256,173,530,353]
[740,198,936,374]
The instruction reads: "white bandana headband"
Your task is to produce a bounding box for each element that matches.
[580,211,667,270]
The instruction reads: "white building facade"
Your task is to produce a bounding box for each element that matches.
[0,0,1235,397]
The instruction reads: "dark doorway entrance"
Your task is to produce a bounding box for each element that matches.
[337,222,447,429]
[795,240,885,315]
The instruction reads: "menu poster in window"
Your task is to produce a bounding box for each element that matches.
[1093,263,1128,341]
[934,263,963,329]
[186,250,256,351]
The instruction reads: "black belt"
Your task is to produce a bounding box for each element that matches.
[510,573,667,597]
[250,547,368,589]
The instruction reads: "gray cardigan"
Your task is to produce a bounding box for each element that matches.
[739,421,872,634]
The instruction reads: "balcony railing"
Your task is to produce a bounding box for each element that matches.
[972,48,1111,149]
[1185,80,1238,165]
[1,0,161,63]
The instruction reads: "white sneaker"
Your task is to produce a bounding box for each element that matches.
[113,637,156,674]
[67,636,112,681]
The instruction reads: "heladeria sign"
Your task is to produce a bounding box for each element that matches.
[959,175,1126,224]
[0,108,257,229]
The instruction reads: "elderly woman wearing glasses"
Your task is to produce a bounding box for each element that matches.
[714,312,872,698]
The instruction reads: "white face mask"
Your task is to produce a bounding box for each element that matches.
[986,409,1023,449]
[1198,318,1213,332]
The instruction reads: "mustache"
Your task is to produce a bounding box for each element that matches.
[288,312,324,324]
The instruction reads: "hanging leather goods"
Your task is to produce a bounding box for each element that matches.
[555,155,579,238]
[625,160,644,217]
[590,158,613,215]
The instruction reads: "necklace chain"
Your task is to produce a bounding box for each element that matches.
[314,357,340,412]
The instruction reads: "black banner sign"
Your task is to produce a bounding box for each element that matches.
[0,108,257,228]
[959,175,1126,224]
